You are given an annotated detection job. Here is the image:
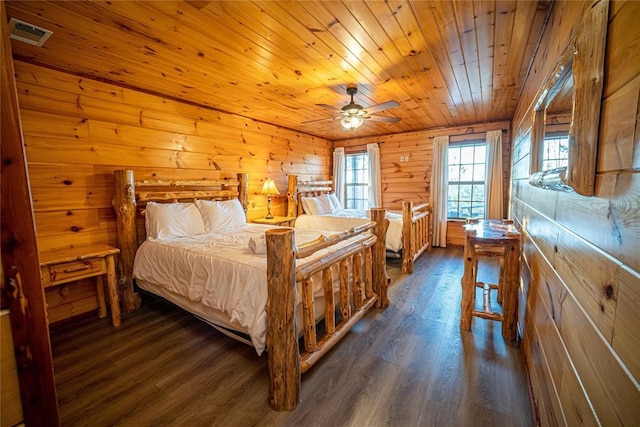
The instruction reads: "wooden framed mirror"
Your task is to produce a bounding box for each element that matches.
[528,0,608,196]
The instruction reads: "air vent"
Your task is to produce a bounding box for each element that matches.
[8,18,53,47]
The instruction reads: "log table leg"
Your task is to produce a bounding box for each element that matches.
[501,237,520,340]
[106,254,121,328]
[95,275,107,319]
[460,230,477,331]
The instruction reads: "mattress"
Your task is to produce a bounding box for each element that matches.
[132,224,353,355]
[294,209,403,252]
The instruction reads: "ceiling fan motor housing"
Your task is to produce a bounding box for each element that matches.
[342,84,364,114]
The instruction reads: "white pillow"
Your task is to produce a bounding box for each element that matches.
[317,194,336,213]
[196,199,246,232]
[301,195,332,215]
[301,196,313,214]
[145,202,206,239]
[327,193,342,213]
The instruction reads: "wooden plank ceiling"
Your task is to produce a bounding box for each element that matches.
[6,0,550,141]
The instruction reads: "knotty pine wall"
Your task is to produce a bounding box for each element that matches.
[334,121,512,246]
[510,0,640,425]
[14,61,331,322]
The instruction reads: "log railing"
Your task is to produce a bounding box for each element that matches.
[265,208,388,411]
[401,201,432,274]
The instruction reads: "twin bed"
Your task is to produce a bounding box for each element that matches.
[287,175,432,274]
[112,170,389,411]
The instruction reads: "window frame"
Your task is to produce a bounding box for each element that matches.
[446,140,487,220]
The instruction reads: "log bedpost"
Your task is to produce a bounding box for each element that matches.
[427,204,433,250]
[287,174,298,218]
[265,228,300,411]
[237,173,249,219]
[401,201,413,274]
[371,208,389,308]
[112,170,141,313]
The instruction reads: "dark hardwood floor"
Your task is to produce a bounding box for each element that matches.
[50,246,534,426]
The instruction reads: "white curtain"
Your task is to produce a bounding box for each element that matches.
[485,130,504,219]
[431,136,449,247]
[333,147,346,207]
[367,143,382,208]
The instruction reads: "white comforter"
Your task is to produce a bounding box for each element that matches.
[132,224,352,355]
[294,209,403,252]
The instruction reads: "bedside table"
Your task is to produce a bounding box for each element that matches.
[251,216,296,227]
[40,244,121,327]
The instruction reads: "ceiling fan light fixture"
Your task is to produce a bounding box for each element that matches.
[341,115,364,130]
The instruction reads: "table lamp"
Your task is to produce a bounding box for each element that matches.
[260,179,280,219]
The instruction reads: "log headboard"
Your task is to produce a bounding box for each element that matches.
[286,175,334,217]
[112,169,248,311]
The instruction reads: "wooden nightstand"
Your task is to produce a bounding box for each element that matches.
[251,216,296,227]
[39,244,121,327]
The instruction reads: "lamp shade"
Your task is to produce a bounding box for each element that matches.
[260,179,280,195]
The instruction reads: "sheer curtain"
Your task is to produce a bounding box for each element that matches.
[367,143,382,208]
[431,136,449,247]
[485,130,504,219]
[333,147,346,207]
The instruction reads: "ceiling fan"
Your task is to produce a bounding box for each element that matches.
[303,84,401,130]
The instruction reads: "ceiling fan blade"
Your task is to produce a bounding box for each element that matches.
[316,103,341,112]
[365,100,400,114]
[301,116,340,124]
[367,115,401,123]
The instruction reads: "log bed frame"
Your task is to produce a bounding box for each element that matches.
[112,169,389,411]
[287,175,432,274]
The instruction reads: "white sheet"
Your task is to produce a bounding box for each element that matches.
[133,224,353,355]
[295,209,403,252]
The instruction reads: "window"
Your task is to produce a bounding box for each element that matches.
[542,132,569,171]
[447,142,486,219]
[345,153,369,209]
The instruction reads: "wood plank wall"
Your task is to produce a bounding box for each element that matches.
[334,121,511,246]
[510,0,640,424]
[14,61,331,322]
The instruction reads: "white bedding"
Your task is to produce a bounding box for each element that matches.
[294,209,403,252]
[133,224,353,355]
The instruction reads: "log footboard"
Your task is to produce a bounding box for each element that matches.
[266,208,388,410]
[401,201,432,274]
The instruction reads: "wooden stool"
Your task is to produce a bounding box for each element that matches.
[460,219,521,340]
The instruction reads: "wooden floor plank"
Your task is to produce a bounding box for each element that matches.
[50,247,534,426]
